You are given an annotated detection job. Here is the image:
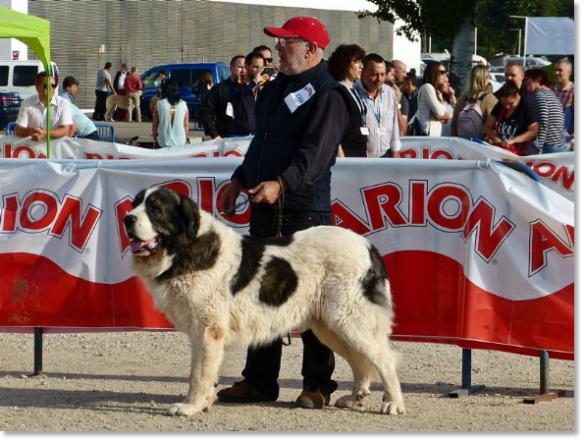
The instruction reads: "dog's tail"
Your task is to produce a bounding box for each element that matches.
[362,244,392,312]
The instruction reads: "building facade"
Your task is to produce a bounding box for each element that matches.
[4,0,420,109]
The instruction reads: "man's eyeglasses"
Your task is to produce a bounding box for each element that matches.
[264,57,273,63]
[42,83,57,89]
[275,37,308,46]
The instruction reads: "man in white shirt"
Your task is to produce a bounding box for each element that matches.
[15,71,73,142]
[355,53,401,158]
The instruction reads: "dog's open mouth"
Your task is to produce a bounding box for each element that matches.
[129,235,160,255]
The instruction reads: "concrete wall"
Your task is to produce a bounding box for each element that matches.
[26,0,398,109]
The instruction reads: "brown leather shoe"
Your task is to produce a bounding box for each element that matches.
[217,381,273,403]
[295,388,330,409]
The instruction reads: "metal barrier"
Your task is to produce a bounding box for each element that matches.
[94,123,115,142]
[5,121,16,135]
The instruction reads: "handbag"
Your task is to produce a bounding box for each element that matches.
[407,91,430,136]
[408,116,428,136]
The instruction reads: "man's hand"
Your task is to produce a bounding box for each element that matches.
[31,127,47,142]
[249,179,286,205]
[391,150,400,159]
[221,178,242,213]
[392,84,402,104]
[254,69,263,85]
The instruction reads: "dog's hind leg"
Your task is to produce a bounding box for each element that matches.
[354,334,405,415]
[166,323,226,417]
[328,322,405,416]
[310,324,373,410]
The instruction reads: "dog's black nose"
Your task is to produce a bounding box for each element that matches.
[124,214,137,228]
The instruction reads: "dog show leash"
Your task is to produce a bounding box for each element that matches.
[215,194,254,220]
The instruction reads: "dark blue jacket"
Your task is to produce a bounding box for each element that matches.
[233,61,349,212]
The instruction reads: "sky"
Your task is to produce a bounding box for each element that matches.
[209,0,378,12]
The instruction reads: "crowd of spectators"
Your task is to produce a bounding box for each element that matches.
[12,23,573,157]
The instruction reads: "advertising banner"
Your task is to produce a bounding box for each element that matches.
[0,158,574,360]
[0,135,574,201]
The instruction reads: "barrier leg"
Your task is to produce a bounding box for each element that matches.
[523,350,564,404]
[448,349,485,398]
[32,327,43,376]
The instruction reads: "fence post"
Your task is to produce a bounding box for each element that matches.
[449,348,485,397]
[523,350,565,404]
[33,327,43,376]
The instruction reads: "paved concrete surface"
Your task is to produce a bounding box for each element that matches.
[103,118,208,148]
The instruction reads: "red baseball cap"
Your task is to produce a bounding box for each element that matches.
[264,16,330,50]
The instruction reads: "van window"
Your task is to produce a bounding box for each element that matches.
[14,65,38,86]
[171,69,211,87]
[142,71,161,89]
[219,67,230,81]
[0,66,8,86]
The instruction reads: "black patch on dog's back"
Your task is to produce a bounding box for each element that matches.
[230,235,294,296]
[361,244,390,307]
[258,257,298,306]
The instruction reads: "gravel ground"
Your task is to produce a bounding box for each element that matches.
[0,331,574,432]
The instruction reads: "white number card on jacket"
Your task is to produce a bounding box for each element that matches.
[285,83,316,113]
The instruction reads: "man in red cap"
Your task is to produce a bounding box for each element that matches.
[220,16,350,409]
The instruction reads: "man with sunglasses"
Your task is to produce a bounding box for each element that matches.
[220,16,350,410]
[15,71,72,142]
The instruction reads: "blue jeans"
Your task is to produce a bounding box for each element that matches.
[241,206,337,401]
[542,144,569,154]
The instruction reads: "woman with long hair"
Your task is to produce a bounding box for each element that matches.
[328,44,368,157]
[524,68,566,153]
[194,72,213,102]
[451,64,498,138]
[411,61,451,136]
[152,78,190,148]
[484,81,539,156]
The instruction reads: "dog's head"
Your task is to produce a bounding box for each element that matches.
[124,187,200,257]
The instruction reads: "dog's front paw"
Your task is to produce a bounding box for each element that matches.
[380,397,406,415]
[166,403,200,417]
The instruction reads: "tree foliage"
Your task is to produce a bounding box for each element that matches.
[360,0,477,42]
[361,0,574,57]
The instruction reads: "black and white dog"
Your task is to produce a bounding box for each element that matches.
[124,187,405,417]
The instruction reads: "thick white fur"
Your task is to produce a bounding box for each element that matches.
[129,197,405,417]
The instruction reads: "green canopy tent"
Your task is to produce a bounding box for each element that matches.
[0,6,53,157]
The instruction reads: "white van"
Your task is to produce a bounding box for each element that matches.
[0,60,59,99]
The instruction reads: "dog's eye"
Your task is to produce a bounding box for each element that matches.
[150,206,163,216]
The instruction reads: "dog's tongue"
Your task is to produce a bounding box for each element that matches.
[130,238,157,253]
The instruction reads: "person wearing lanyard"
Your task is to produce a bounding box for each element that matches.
[355,53,402,158]
[327,44,368,157]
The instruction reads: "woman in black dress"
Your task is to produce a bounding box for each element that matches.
[328,44,368,157]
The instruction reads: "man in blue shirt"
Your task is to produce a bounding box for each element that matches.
[59,76,99,140]
[59,76,78,103]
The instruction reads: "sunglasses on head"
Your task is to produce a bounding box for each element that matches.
[42,83,57,89]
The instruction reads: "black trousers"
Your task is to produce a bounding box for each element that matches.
[241,205,337,401]
[93,90,108,120]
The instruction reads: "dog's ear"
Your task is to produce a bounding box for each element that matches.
[178,195,200,240]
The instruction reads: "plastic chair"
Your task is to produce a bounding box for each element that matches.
[5,121,16,135]
[94,122,115,142]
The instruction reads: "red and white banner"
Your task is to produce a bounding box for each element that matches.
[0,157,573,360]
[0,135,574,201]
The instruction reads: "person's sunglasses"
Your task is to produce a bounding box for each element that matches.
[42,83,57,89]
[438,70,447,75]
[264,57,273,63]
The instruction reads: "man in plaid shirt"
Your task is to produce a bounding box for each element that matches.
[554,58,574,112]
